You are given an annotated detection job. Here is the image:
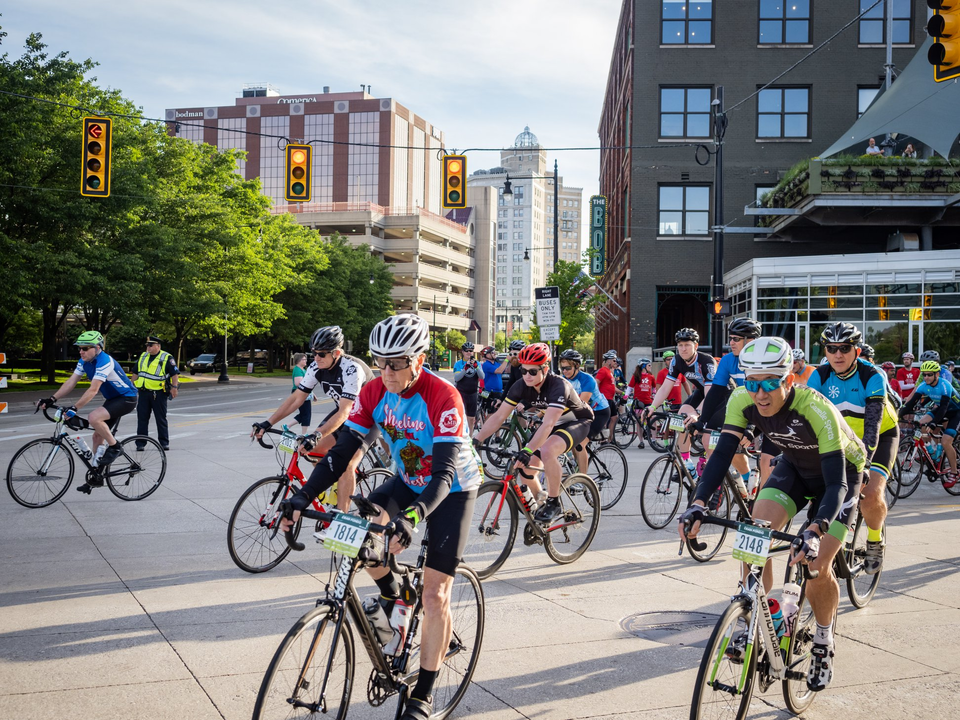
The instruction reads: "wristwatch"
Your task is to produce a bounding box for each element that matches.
[810,517,831,535]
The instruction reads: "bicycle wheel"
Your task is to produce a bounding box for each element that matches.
[482,427,521,480]
[227,476,302,573]
[460,481,517,579]
[781,573,817,714]
[589,443,628,510]
[640,455,684,529]
[252,605,354,720]
[690,433,705,457]
[942,468,960,496]
[690,598,756,720]
[106,437,166,500]
[355,467,393,498]
[6,439,75,508]
[647,412,675,454]
[896,441,922,498]
[613,410,636,448]
[884,465,900,509]
[687,484,730,563]
[845,513,882,609]
[543,473,600,565]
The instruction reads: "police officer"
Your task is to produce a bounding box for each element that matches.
[133,336,179,450]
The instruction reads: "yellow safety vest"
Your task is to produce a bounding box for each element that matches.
[135,351,171,391]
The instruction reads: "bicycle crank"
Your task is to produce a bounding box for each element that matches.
[523,522,543,546]
[367,668,396,706]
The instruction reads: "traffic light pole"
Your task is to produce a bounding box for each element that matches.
[711,87,726,357]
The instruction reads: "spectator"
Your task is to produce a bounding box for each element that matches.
[902,143,917,159]
[896,352,920,400]
[865,137,882,156]
[291,353,313,430]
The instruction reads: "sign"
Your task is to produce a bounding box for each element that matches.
[0,353,6,363]
[732,522,772,565]
[589,195,607,277]
[534,286,561,326]
[712,299,732,317]
[0,378,6,390]
[0,402,6,414]
[323,513,370,558]
[540,325,561,342]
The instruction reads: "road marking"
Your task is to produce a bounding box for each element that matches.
[167,412,216,417]
[0,433,42,443]
[217,431,253,440]
[166,432,199,441]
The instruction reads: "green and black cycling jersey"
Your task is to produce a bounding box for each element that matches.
[694,385,866,524]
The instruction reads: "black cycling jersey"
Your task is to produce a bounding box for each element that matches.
[297,354,373,403]
[504,373,594,425]
[666,351,716,408]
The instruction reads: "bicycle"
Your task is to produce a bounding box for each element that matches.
[462,452,601,579]
[559,435,629,510]
[252,496,484,720]
[478,409,537,480]
[5,404,166,508]
[228,426,392,573]
[645,406,681,453]
[895,421,960,499]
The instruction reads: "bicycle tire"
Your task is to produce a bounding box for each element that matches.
[252,604,354,720]
[589,443,628,511]
[897,443,924,498]
[355,467,393,498]
[640,455,684,529]
[884,464,900,509]
[482,427,522,480]
[613,410,636,448]
[647,412,675,454]
[690,597,756,720]
[781,566,818,715]
[5,438,75,508]
[687,484,730,563]
[690,433,705,457]
[942,472,960,496]
[845,514,882,609]
[543,473,600,565]
[227,476,302,573]
[460,481,518,579]
[106,437,166,500]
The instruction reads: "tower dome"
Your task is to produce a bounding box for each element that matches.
[513,126,539,148]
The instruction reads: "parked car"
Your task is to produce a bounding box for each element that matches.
[187,353,223,374]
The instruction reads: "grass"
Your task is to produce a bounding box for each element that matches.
[0,368,201,393]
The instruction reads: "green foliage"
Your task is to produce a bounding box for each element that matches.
[494,331,506,352]
[444,329,467,350]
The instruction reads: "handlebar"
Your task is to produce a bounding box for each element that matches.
[38,403,90,429]
[252,425,304,449]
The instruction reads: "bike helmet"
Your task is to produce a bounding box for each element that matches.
[675,328,700,343]
[792,349,805,361]
[920,360,941,374]
[739,337,792,377]
[662,350,675,359]
[859,343,875,361]
[518,342,551,365]
[637,357,652,367]
[880,361,895,371]
[508,339,526,352]
[368,314,431,358]
[919,350,940,362]
[461,342,475,352]
[902,351,914,360]
[481,346,495,355]
[602,350,619,361]
[559,349,583,365]
[819,322,862,346]
[728,317,762,339]
[75,330,104,348]
[310,326,344,352]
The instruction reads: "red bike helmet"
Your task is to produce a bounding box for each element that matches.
[518,342,551,365]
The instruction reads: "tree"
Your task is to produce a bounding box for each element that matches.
[494,331,506,352]
[444,329,467,351]
[528,260,600,351]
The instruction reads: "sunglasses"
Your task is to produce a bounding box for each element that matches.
[559,364,576,372]
[373,356,413,371]
[728,336,745,343]
[519,367,544,376]
[78,346,95,352]
[824,344,855,355]
[744,377,785,393]
[312,350,332,358]
[922,372,938,378]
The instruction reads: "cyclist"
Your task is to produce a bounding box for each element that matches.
[626,358,654,449]
[453,342,484,433]
[474,342,594,524]
[558,349,610,472]
[899,359,960,487]
[880,362,902,397]
[643,328,716,472]
[807,322,899,575]
[479,345,508,412]
[897,351,919,400]
[501,339,526,395]
[281,314,480,720]
[859,343,875,363]
[596,350,621,443]
[250,326,377,510]
[680,336,867,693]
[791,348,816,387]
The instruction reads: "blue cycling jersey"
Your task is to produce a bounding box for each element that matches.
[806,358,898,436]
[712,352,745,389]
[73,351,138,400]
[568,370,609,411]
[912,376,960,411]
[481,360,503,392]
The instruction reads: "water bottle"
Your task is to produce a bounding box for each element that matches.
[767,598,786,639]
[685,460,698,477]
[383,598,412,656]
[515,484,536,512]
[780,583,801,640]
[361,595,394,647]
[731,472,750,501]
[748,469,760,498]
[91,444,107,467]
[926,439,938,457]
[75,436,92,460]
[933,444,944,462]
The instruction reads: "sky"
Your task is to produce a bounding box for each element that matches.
[2,0,623,241]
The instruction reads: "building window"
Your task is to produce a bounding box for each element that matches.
[513,265,522,274]
[512,277,522,286]
[757,87,810,138]
[662,0,713,45]
[858,86,881,118]
[497,254,506,264]
[513,253,523,262]
[497,277,506,287]
[859,0,911,45]
[513,242,522,250]
[658,185,710,236]
[759,0,811,44]
[660,86,712,137]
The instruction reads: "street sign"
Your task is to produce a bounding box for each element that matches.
[534,286,561,326]
[0,377,6,389]
[0,352,6,364]
[540,325,561,342]
[0,402,7,413]
[589,195,607,277]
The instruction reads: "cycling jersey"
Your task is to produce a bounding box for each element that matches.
[806,359,899,440]
[481,360,504,392]
[666,351,716,408]
[699,352,744,430]
[453,359,483,394]
[344,370,481,494]
[902,377,960,429]
[656,367,684,405]
[712,352,746,390]
[73,351,138,400]
[628,372,655,404]
[595,366,616,401]
[505,373,594,425]
[793,364,815,387]
[297,354,373,403]
[568,370,610,411]
[896,366,920,398]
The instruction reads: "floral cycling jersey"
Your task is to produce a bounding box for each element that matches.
[297,354,373,403]
[505,373,595,425]
[73,352,138,400]
[344,370,482,494]
[567,370,610,411]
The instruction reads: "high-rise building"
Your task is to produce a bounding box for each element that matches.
[165,87,495,345]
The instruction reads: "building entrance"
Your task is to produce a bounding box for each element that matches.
[656,286,710,350]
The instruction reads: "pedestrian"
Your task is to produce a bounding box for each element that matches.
[132,336,179,451]
[291,352,314,430]
[902,143,917,159]
[865,137,882,156]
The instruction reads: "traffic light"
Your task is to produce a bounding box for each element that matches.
[927,1,960,82]
[442,154,467,209]
[81,117,112,197]
[712,299,732,317]
[284,144,312,202]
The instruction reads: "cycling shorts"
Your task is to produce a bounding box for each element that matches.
[549,418,592,455]
[756,457,863,542]
[943,408,960,438]
[367,475,477,577]
[459,390,479,418]
[868,428,899,479]
[589,406,611,439]
[102,395,138,429]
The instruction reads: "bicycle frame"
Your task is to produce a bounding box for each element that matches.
[483,464,586,537]
[904,424,952,476]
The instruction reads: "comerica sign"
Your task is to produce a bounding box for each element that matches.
[277,97,318,104]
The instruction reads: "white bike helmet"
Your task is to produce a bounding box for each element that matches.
[792,349,805,361]
[739,337,792,377]
[369,314,431,358]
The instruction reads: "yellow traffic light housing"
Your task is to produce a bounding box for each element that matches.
[285,144,312,202]
[81,117,112,197]
[442,154,467,209]
[928,1,960,82]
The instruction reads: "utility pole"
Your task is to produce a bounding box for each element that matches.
[710,87,726,357]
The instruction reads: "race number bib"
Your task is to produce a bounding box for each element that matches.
[709,431,721,450]
[669,415,685,432]
[323,514,370,558]
[732,523,772,565]
[278,432,299,454]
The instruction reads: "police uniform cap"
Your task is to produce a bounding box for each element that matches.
[146,336,162,345]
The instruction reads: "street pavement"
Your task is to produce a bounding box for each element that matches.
[0,378,958,719]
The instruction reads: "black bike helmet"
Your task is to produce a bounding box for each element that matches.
[461,342,475,352]
[819,322,862,346]
[728,317,762,339]
[675,328,700,343]
[559,349,583,365]
[508,340,526,352]
[919,350,940,363]
[310,326,344,352]
[859,343,875,361]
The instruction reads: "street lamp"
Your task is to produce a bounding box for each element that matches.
[523,246,554,261]
[501,159,560,268]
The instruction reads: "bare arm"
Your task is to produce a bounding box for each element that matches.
[316,398,355,437]
[73,379,103,411]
